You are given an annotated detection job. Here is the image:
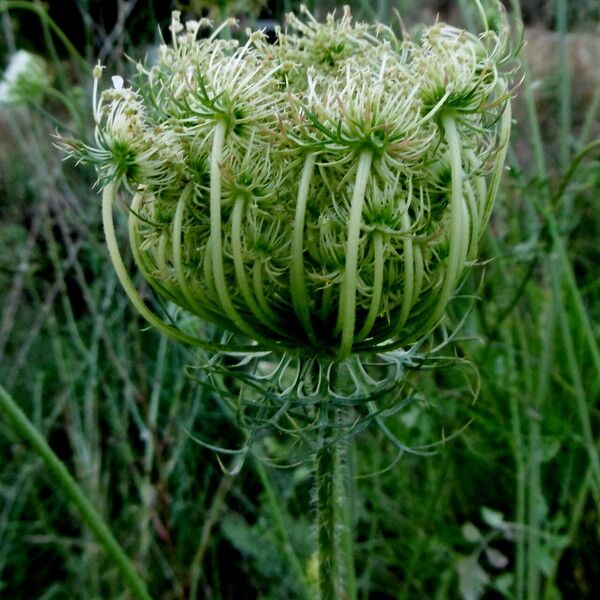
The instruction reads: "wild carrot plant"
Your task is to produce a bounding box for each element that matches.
[0,2,522,598]
[57,4,516,597]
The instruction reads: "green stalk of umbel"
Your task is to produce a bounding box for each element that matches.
[61,5,514,597]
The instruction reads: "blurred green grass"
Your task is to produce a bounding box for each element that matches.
[1,0,600,598]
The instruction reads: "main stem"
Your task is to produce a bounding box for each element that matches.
[0,383,151,600]
[315,371,355,600]
[316,434,338,600]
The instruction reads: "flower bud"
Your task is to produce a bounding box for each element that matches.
[70,7,514,360]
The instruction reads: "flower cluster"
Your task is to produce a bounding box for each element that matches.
[66,6,513,360]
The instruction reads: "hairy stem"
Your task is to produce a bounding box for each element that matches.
[338,437,357,600]
[315,376,356,600]
[316,436,338,600]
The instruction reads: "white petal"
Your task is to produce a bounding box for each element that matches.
[111,75,124,91]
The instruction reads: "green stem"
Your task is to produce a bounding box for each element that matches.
[35,0,68,92]
[102,183,266,354]
[507,326,526,600]
[230,196,283,333]
[426,114,469,331]
[129,194,183,305]
[172,186,215,321]
[316,437,338,600]
[156,233,170,281]
[390,208,415,339]
[338,150,373,358]
[464,180,480,259]
[464,148,488,232]
[291,153,318,345]
[338,438,357,600]
[543,206,600,394]
[0,383,151,600]
[209,122,255,337]
[252,261,277,323]
[208,124,273,344]
[356,232,384,341]
[526,286,555,600]
[412,243,424,306]
[103,183,202,346]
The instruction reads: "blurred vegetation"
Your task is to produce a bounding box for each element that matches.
[1,0,600,598]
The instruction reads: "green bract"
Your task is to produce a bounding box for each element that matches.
[68,6,513,360]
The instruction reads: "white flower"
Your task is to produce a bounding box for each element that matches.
[0,50,50,106]
[111,75,124,91]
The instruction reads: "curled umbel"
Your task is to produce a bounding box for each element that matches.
[68,5,513,360]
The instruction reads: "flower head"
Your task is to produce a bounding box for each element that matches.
[67,6,514,361]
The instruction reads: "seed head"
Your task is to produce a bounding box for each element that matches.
[66,6,514,360]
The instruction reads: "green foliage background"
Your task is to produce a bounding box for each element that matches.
[1,1,599,598]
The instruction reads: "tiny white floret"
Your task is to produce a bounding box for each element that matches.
[111,75,124,91]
